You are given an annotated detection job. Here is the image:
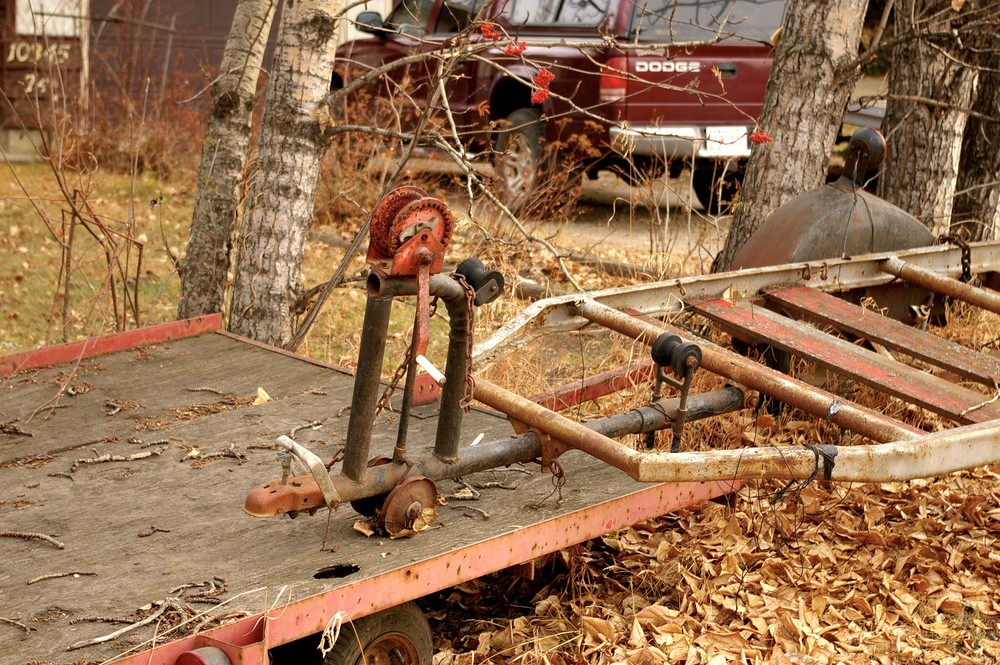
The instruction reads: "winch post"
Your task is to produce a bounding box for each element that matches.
[341,281,394,483]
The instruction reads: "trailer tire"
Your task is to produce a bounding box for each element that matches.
[495,107,545,213]
[322,602,432,665]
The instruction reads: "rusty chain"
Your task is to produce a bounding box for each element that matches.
[939,233,973,283]
[452,272,477,412]
[373,298,440,419]
[530,459,566,508]
[372,273,475,418]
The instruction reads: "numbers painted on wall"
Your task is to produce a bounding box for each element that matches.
[21,73,50,95]
[5,41,73,65]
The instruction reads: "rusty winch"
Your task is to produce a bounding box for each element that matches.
[244,187,507,536]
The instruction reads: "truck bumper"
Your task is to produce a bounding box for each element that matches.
[609,125,751,160]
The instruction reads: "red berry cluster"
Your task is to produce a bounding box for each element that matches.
[478,23,554,105]
[748,128,773,144]
[531,68,555,104]
[505,41,527,56]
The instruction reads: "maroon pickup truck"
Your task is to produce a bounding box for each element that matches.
[334,0,786,212]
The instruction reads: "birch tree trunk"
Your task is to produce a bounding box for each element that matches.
[952,56,1000,241]
[228,0,341,345]
[178,0,277,319]
[877,0,976,235]
[714,0,869,272]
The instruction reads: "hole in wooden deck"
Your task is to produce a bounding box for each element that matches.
[314,563,361,579]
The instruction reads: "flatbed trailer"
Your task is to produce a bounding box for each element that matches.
[0,318,734,665]
[4,181,1000,665]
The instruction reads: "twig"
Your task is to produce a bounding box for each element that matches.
[449,478,481,499]
[190,444,246,468]
[47,471,75,481]
[104,398,140,416]
[172,578,227,602]
[128,437,170,448]
[0,419,33,437]
[290,418,327,438]
[184,387,225,395]
[69,615,131,625]
[0,530,65,549]
[450,505,490,520]
[960,380,1000,417]
[66,598,186,651]
[137,526,171,538]
[474,479,521,490]
[28,571,97,585]
[0,616,33,638]
[70,446,165,472]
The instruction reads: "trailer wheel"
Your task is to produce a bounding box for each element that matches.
[495,107,545,213]
[322,602,432,665]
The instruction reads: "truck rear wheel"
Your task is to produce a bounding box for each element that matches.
[495,107,545,213]
[321,602,432,665]
[692,168,743,215]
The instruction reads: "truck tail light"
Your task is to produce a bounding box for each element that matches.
[599,57,628,104]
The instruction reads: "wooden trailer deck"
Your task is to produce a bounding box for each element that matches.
[0,327,730,665]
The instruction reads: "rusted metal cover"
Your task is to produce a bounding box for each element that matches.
[0,1,85,131]
[730,180,935,269]
[730,129,936,321]
[731,130,934,269]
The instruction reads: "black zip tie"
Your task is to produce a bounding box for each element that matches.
[803,442,838,481]
[771,443,839,505]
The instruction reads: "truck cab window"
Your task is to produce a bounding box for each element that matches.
[436,0,485,33]
[628,0,786,42]
[387,0,437,35]
[509,0,609,26]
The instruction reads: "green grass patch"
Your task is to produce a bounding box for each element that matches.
[0,161,192,354]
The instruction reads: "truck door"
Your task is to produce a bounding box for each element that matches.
[426,0,485,146]
[337,0,439,132]
[623,0,786,156]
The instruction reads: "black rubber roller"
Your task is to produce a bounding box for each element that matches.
[456,257,505,306]
[844,127,886,185]
[651,333,702,376]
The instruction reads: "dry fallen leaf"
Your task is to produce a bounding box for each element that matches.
[352,519,375,537]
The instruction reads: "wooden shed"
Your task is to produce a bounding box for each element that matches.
[0,0,86,159]
[1,0,387,161]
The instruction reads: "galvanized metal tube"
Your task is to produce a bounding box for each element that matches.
[589,386,745,438]
[365,273,471,464]
[341,276,395,482]
[392,353,419,464]
[880,256,1000,314]
[372,273,467,301]
[573,299,921,443]
[636,421,1000,483]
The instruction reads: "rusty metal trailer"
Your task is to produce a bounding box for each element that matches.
[4,187,1000,664]
[0,317,734,665]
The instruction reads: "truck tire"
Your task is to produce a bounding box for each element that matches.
[495,107,545,213]
[321,602,432,665]
[692,168,743,215]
